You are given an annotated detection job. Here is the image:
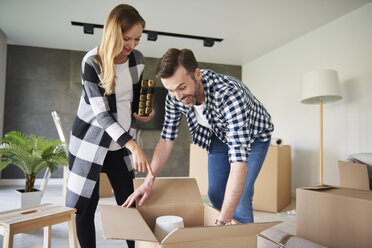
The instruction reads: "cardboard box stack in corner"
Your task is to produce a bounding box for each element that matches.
[189,144,209,196]
[99,172,113,197]
[100,178,280,248]
[189,144,292,213]
[296,161,372,248]
[252,145,291,212]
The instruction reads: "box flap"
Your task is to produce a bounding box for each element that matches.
[339,160,370,191]
[99,204,158,242]
[298,186,372,201]
[161,221,280,244]
[257,234,286,247]
[301,185,336,191]
[134,178,203,207]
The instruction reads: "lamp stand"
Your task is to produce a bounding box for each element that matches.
[319,101,323,185]
[301,70,342,185]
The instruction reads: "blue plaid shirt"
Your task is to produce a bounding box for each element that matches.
[161,69,274,163]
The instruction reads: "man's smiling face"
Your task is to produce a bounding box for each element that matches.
[161,65,203,106]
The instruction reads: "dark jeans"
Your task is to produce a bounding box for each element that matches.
[75,149,135,248]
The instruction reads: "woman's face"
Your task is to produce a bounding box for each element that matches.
[121,22,143,56]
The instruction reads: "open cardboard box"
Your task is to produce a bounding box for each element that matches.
[296,184,372,248]
[296,161,372,247]
[339,160,371,191]
[100,178,279,248]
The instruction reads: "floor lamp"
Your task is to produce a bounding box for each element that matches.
[301,69,342,185]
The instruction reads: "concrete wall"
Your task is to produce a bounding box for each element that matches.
[3,45,84,179]
[242,3,372,190]
[2,44,241,179]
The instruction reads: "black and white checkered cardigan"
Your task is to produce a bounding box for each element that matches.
[66,47,144,213]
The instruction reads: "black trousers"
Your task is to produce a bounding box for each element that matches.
[75,149,135,248]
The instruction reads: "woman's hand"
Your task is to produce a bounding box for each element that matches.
[133,109,155,122]
[124,139,154,178]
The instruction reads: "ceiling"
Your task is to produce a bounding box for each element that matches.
[0,0,371,65]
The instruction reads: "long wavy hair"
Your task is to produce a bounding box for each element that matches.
[97,4,145,95]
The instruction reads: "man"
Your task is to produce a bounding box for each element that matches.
[123,48,273,225]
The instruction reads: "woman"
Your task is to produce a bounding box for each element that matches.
[66,4,153,248]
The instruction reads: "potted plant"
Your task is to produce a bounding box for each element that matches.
[0,131,67,207]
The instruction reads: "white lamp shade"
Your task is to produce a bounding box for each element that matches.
[301,69,342,104]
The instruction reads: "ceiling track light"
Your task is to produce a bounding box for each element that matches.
[71,21,223,47]
[146,31,158,41]
[142,30,222,47]
[71,21,103,35]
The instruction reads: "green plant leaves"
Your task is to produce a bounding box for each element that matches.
[0,131,68,192]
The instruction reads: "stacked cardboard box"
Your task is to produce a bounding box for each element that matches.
[100,178,280,248]
[189,144,209,196]
[296,161,372,248]
[99,173,113,197]
[189,144,292,212]
[338,160,370,190]
[252,145,292,212]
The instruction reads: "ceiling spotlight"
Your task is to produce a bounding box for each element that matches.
[83,24,95,35]
[203,38,215,47]
[71,21,103,35]
[147,31,158,41]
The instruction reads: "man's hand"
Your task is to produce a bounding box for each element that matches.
[215,218,232,226]
[218,161,247,224]
[133,110,155,122]
[122,175,154,207]
[123,138,174,208]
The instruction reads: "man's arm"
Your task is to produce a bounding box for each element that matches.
[122,138,174,207]
[216,83,251,224]
[216,161,247,224]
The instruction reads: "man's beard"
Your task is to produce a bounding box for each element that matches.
[183,77,201,106]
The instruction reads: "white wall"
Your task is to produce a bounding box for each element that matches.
[0,29,7,138]
[243,3,372,190]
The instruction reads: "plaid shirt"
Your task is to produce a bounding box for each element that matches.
[161,69,274,163]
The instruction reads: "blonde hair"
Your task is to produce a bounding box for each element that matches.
[97,4,145,95]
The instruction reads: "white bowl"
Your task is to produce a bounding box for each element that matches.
[154,215,184,242]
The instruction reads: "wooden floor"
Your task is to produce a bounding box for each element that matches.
[0,184,296,247]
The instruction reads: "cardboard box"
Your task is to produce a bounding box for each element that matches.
[99,172,113,197]
[189,144,209,195]
[189,144,292,212]
[257,228,326,248]
[253,145,292,212]
[296,185,372,248]
[99,178,279,248]
[339,160,370,191]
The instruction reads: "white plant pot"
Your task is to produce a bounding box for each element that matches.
[16,189,42,208]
